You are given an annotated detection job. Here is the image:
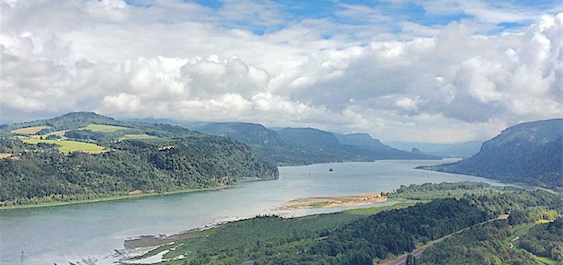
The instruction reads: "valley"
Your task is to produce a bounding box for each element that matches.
[0,160,500,265]
[2,2,562,265]
[0,113,561,265]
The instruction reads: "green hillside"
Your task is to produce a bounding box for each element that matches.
[126,182,563,265]
[425,119,563,190]
[0,112,278,208]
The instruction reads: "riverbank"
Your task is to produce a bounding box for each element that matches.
[120,200,413,264]
[0,177,277,211]
[276,192,388,210]
[0,187,228,211]
[2,160,501,265]
[123,191,392,251]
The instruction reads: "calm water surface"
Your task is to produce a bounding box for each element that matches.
[0,160,500,264]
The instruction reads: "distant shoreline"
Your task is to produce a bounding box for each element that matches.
[0,187,230,211]
[1,160,451,211]
[0,177,278,211]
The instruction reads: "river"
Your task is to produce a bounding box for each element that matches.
[0,159,500,264]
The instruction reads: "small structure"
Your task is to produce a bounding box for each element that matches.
[497,214,510,220]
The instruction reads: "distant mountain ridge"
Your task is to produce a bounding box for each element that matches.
[200,122,285,147]
[385,140,483,158]
[426,119,563,189]
[198,122,439,165]
[336,133,437,160]
[278,128,341,148]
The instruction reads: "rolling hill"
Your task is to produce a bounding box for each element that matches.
[0,112,278,207]
[198,123,365,165]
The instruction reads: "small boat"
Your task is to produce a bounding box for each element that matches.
[328,168,333,172]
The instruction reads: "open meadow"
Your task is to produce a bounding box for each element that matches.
[21,138,106,154]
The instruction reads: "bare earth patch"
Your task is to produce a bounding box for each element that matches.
[123,134,157,140]
[0,153,12,159]
[128,190,142,195]
[277,192,387,210]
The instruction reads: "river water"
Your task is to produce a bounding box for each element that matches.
[0,159,499,264]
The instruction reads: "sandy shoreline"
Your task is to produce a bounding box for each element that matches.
[125,228,204,249]
[276,192,388,210]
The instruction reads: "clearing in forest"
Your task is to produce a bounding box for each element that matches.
[21,138,106,154]
[11,126,50,135]
[84,124,128,132]
[122,134,157,140]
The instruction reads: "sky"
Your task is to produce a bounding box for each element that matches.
[0,0,561,143]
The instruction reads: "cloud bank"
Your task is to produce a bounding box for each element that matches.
[1,0,561,142]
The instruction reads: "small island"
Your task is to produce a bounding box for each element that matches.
[276,192,387,210]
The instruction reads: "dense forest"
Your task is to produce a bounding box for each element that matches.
[305,198,488,264]
[426,119,563,190]
[127,182,563,265]
[419,217,563,264]
[419,221,537,265]
[519,218,563,261]
[0,113,277,207]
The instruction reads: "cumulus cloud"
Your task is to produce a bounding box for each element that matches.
[0,0,561,143]
[272,16,562,126]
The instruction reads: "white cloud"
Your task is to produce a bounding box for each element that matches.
[0,0,561,143]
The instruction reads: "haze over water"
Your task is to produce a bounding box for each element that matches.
[0,159,500,265]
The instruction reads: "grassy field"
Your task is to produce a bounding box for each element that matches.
[21,138,106,154]
[46,130,68,137]
[122,134,157,140]
[11,126,50,135]
[28,130,70,140]
[534,256,557,265]
[504,223,535,247]
[85,124,128,132]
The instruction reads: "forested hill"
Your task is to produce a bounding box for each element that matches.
[130,182,563,265]
[198,122,438,165]
[3,112,198,138]
[0,112,278,207]
[199,122,285,147]
[425,118,563,189]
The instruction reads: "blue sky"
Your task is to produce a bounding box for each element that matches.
[161,0,562,36]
